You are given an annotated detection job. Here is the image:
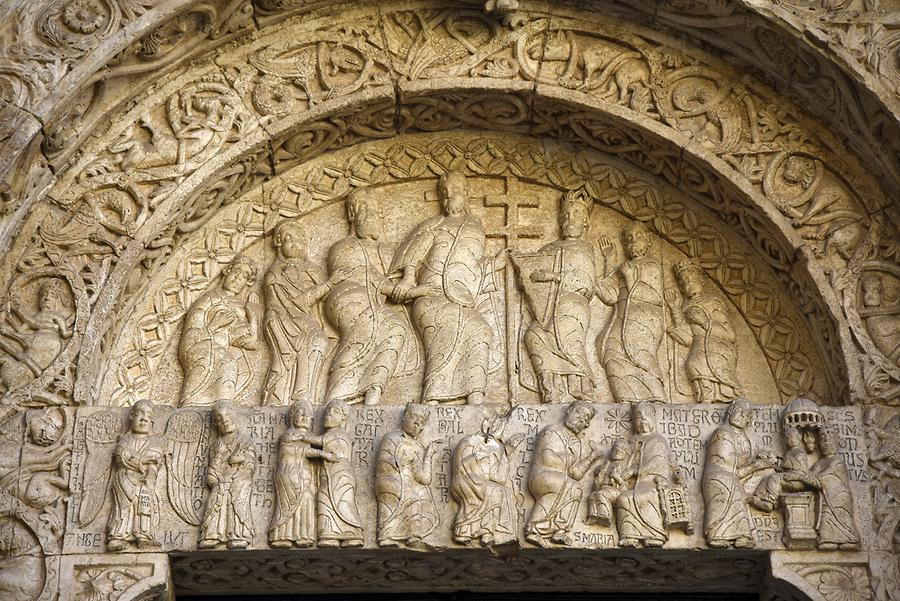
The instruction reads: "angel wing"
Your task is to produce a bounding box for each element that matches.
[78,410,122,527]
[165,411,207,526]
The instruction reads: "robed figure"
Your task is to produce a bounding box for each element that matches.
[615,402,671,547]
[525,402,603,547]
[199,402,257,549]
[596,223,667,403]
[310,400,364,547]
[702,399,775,548]
[451,416,524,546]
[514,191,604,403]
[375,404,439,548]
[389,171,501,405]
[263,221,331,405]
[324,189,410,406]
[179,256,259,406]
[806,429,861,550]
[666,260,740,403]
[107,401,163,551]
[269,401,332,548]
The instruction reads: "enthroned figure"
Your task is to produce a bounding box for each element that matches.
[518,190,605,403]
[389,170,504,405]
[323,188,409,406]
[107,400,163,552]
[596,223,667,403]
[179,255,260,407]
[263,221,331,406]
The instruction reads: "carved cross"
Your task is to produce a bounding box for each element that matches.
[483,176,544,249]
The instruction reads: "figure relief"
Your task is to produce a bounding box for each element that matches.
[664,260,740,403]
[0,408,70,536]
[596,223,667,403]
[805,427,861,550]
[323,189,410,406]
[586,438,634,527]
[750,424,814,514]
[269,401,331,548]
[614,402,676,547]
[179,255,260,407]
[859,272,899,367]
[701,398,776,549]
[762,153,859,234]
[513,190,605,404]
[106,400,164,552]
[525,401,604,547]
[388,171,505,405]
[263,220,331,406]
[309,399,364,547]
[451,414,524,547]
[0,278,74,395]
[375,404,439,549]
[199,401,257,549]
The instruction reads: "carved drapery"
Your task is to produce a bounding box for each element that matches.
[0,2,898,601]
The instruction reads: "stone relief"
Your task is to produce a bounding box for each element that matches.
[179,255,261,408]
[375,404,439,549]
[106,401,163,552]
[751,399,862,551]
[702,398,776,548]
[268,400,327,548]
[199,401,256,550]
[313,399,364,547]
[450,413,524,547]
[525,401,604,547]
[0,1,896,599]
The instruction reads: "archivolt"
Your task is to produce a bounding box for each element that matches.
[0,0,896,410]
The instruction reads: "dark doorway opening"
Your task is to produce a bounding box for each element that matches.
[179,594,760,600]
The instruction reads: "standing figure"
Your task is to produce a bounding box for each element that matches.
[803,428,861,550]
[525,401,604,547]
[107,400,163,551]
[750,425,811,512]
[702,398,776,548]
[517,191,604,403]
[375,404,439,548]
[199,402,256,549]
[596,223,667,403]
[389,171,503,405]
[179,255,260,407]
[586,438,634,527]
[665,260,740,403]
[615,402,672,547]
[269,401,332,548]
[324,189,409,406]
[309,400,364,547]
[263,221,331,405]
[451,415,524,547]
